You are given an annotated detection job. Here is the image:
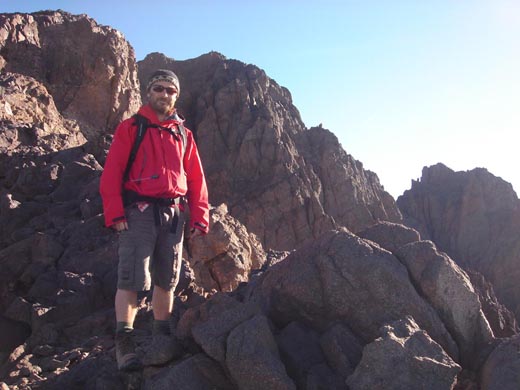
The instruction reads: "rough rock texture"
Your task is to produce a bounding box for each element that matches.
[346,316,461,390]
[188,203,266,292]
[466,270,519,338]
[358,220,421,254]
[319,323,363,380]
[396,240,494,368]
[138,52,402,250]
[0,10,516,390]
[143,353,234,390]
[226,314,295,390]
[480,334,520,390]
[398,163,520,319]
[250,228,459,361]
[0,11,141,151]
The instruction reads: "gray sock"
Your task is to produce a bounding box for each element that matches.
[116,321,133,335]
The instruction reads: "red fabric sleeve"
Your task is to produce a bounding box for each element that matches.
[184,131,210,233]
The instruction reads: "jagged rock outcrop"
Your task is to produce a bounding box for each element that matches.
[397,163,520,319]
[188,203,266,292]
[0,11,141,151]
[250,228,459,360]
[346,316,461,390]
[396,240,494,369]
[137,52,402,250]
[165,228,485,389]
[466,270,519,338]
[0,10,516,390]
[359,221,518,341]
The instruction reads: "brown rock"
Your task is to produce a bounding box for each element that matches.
[358,220,421,254]
[346,316,461,390]
[176,293,260,363]
[0,72,86,153]
[319,323,363,379]
[275,321,327,388]
[143,353,234,390]
[480,334,520,390]
[226,314,296,390]
[250,228,459,360]
[0,11,141,147]
[138,52,402,250]
[398,163,520,319]
[396,240,494,369]
[0,233,63,310]
[188,204,267,292]
[467,269,519,337]
[2,10,509,390]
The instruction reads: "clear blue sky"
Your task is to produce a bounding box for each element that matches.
[3,1,519,198]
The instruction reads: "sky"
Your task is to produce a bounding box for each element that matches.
[2,1,519,198]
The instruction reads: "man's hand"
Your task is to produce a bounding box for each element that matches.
[112,221,128,232]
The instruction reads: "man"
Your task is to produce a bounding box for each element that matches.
[100,69,209,371]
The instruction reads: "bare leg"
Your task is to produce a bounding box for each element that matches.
[115,289,138,325]
[152,285,174,320]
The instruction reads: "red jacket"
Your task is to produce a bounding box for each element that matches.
[100,105,209,232]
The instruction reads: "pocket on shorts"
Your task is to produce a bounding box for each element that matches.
[117,243,136,287]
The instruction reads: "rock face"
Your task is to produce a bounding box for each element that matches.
[0,10,517,390]
[137,52,401,250]
[346,316,461,390]
[466,270,519,338]
[0,11,141,150]
[396,240,494,369]
[397,163,520,319]
[250,228,459,360]
[480,334,520,390]
[188,204,266,293]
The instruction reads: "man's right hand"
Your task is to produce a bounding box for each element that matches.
[112,221,128,231]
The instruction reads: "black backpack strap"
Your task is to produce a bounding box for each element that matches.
[177,123,187,157]
[171,111,187,157]
[122,113,187,184]
[123,114,149,183]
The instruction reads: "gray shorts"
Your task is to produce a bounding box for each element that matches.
[117,204,185,291]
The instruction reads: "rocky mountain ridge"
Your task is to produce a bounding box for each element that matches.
[398,163,520,319]
[0,10,519,390]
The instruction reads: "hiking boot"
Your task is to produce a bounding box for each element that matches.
[142,334,183,366]
[115,332,142,371]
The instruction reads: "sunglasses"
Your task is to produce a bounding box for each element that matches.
[151,85,178,95]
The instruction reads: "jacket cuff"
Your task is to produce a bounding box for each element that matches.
[191,221,208,234]
[109,215,126,227]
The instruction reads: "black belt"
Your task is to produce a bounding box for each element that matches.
[123,190,183,232]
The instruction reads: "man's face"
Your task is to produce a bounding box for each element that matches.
[147,81,178,116]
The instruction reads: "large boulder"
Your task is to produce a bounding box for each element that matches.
[226,314,296,390]
[346,316,461,389]
[250,228,459,360]
[397,163,520,319]
[396,240,494,368]
[187,204,267,292]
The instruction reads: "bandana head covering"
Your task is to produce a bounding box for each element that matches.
[147,69,180,94]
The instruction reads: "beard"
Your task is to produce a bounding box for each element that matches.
[149,96,175,115]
